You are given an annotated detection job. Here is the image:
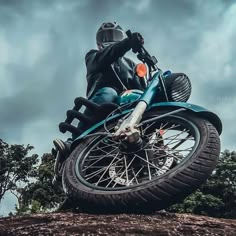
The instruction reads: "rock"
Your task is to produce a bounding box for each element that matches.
[0,212,235,236]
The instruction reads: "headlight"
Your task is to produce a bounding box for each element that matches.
[167,74,192,102]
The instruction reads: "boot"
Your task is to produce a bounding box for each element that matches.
[53,139,71,157]
[52,139,71,189]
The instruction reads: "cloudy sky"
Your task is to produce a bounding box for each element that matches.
[0,0,235,215]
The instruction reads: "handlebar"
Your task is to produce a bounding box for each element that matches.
[126,30,158,72]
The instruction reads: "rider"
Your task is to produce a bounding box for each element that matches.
[53,22,146,160]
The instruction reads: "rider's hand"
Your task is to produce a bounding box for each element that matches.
[130,32,144,53]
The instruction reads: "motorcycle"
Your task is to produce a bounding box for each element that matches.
[54,30,222,213]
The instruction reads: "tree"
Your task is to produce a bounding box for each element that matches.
[0,139,38,203]
[168,150,236,218]
[15,153,65,214]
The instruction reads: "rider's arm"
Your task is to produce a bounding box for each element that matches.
[85,38,132,73]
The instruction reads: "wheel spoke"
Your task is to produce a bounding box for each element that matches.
[164,130,189,146]
[161,149,185,161]
[89,139,118,154]
[131,168,139,184]
[85,156,122,180]
[134,153,162,171]
[85,167,108,180]
[100,138,119,146]
[105,165,124,188]
[142,121,156,133]
[145,123,181,139]
[124,156,129,184]
[173,148,193,152]
[143,121,169,134]
[112,155,136,188]
[145,150,152,180]
[86,152,119,162]
[92,141,118,150]
[127,166,145,185]
[94,145,116,155]
[171,134,193,150]
[95,152,120,186]
[83,147,119,171]
[150,151,182,162]
[151,146,192,156]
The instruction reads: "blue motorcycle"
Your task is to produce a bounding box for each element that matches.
[56,30,222,213]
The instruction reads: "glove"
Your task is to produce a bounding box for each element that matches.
[129,32,144,53]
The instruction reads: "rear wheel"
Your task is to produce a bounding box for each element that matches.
[62,109,220,213]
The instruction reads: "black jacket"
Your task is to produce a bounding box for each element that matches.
[85,38,146,99]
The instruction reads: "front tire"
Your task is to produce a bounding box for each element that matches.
[62,109,221,213]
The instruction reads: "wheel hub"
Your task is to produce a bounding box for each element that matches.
[119,138,143,154]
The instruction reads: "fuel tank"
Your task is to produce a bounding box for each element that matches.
[118,89,143,105]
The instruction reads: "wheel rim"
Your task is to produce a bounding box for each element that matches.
[75,115,200,191]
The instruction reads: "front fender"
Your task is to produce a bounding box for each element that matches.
[149,102,222,135]
[72,101,222,150]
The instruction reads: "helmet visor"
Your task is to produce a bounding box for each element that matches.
[97,29,124,43]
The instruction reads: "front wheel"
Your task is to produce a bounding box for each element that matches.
[62,109,221,213]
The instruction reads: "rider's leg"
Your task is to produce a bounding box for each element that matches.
[52,87,118,186]
[71,87,118,140]
[53,87,118,153]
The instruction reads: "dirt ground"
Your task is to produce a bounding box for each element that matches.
[0,212,235,236]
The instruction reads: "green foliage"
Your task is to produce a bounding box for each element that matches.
[15,153,65,215]
[2,137,235,218]
[168,150,236,218]
[31,200,44,214]
[0,139,38,202]
[169,190,224,216]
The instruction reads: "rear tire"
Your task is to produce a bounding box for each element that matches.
[62,109,221,213]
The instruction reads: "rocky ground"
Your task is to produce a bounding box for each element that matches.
[0,212,235,236]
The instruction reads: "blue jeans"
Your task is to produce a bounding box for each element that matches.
[71,87,118,140]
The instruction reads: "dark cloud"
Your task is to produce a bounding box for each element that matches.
[0,0,235,146]
[0,0,90,139]
[0,0,234,143]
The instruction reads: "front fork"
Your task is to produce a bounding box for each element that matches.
[113,70,163,143]
[113,101,147,143]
